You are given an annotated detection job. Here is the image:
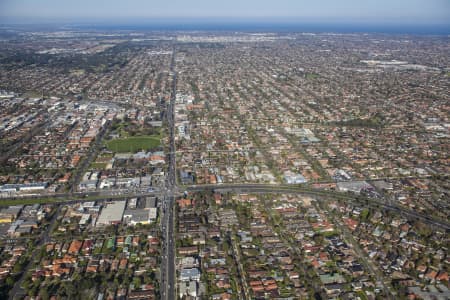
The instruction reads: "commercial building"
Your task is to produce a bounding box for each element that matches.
[96,201,126,227]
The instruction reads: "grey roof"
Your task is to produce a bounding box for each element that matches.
[145,197,157,208]
[96,201,126,226]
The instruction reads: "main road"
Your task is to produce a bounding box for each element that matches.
[160,48,177,300]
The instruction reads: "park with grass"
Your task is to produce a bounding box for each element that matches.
[106,135,161,153]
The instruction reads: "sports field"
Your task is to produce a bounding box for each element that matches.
[106,135,160,153]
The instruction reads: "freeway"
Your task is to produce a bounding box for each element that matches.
[185,183,450,231]
[2,173,444,202]
[2,183,448,232]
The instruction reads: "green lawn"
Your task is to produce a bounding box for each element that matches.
[90,162,108,170]
[306,73,319,79]
[106,135,160,153]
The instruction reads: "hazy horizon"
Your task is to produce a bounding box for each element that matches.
[1,0,449,27]
[1,20,449,35]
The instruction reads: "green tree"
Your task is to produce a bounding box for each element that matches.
[133,276,142,289]
[39,286,50,300]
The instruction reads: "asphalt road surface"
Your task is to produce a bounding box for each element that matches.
[161,48,177,300]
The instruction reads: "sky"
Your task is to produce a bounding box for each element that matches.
[0,0,449,25]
